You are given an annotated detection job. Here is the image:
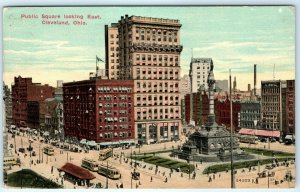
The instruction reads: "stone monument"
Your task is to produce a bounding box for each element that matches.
[174,61,248,162]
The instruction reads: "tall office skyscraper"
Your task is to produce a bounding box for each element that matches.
[105,23,120,79]
[189,58,213,93]
[107,15,183,144]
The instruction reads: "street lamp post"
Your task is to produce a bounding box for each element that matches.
[14,134,17,154]
[229,69,235,188]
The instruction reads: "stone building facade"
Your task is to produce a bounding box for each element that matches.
[112,15,182,144]
[261,80,285,133]
[105,23,119,79]
[239,101,261,129]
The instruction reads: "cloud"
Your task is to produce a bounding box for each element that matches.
[4,37,69,47]
[193,41,273,52]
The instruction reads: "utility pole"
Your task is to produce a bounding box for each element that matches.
[229,69,235,188]
[106,161,108,189]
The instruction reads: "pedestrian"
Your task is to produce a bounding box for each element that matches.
[150,176,153,182]
[219,173,221,178]
[213,174,215,179]
[136,183,138,189]
[208,176,212,182]
[165,177,168,183]
[51,166,53,174]
[181,173,183,177]
[139,181,141,185]
[169,172,172,178]
[116,183,119,188]
[120,183,123,188]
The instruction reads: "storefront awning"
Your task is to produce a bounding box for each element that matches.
[238,128,280,137]
[87,140,97,146]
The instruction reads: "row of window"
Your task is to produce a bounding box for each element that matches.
[136,53,178,62]
[99,103,132,108]
[134,28,178,44]
[97,87,133,93]
[136,81,179,89]
[99,131,132,138]
[99,110,131,115]
[99,124,131,130]
[99,95,132,101]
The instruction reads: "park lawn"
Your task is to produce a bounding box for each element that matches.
[131,154,195,173]
[7,169,62,188]
[203,157,295,174]
[241,147,295,157]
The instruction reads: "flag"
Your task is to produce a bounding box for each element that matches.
[96,55,104,63]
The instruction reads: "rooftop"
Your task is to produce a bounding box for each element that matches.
[59,163,95,180]
[191,58,213,64]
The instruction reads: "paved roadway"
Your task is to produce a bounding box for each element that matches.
[4,132,295,189]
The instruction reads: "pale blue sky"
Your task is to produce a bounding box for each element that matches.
[3,6,295,90]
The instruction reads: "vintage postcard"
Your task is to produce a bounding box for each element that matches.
[3,6,295,189]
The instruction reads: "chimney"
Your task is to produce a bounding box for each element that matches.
[254,64,257,96]
[248,84,251,92]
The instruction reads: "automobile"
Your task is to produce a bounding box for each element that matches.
[260,137,267,142]
[258,171,267,178]
[270,138,276,142]
[18,148,25,153]
[10,144,14,148]
[32,151,36,156]
[265,165,274,170]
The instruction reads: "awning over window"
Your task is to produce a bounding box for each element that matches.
[238,128,280,137]
[80,139,87,144]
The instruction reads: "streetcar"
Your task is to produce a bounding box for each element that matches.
[43,146,55,155]
[99,148,113,161]
[3,156,20,167]
[81,158,99,172]
[97,164,121,180]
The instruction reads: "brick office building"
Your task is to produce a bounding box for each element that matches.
[184,91,209,126]
[285,80,295,135]
[106,15,182,144]
[12,76,54,128]
[63,79,134,144]
[215,97,241,132]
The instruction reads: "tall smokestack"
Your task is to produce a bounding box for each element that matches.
[254,64,257,96]
[233,76,237,91]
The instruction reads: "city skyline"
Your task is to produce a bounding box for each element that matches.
[3,6,295,90]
